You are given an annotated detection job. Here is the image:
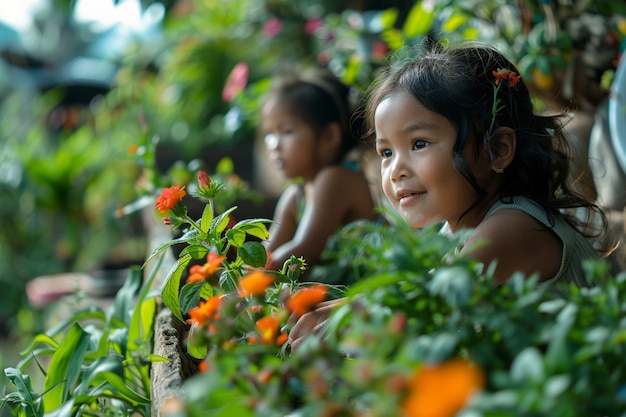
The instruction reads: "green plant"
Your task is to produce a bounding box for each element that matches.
[0,264,163,416]
[156,210,626,417]
[145,170,332,362]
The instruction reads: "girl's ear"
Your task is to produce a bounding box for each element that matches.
[490,127,516,173]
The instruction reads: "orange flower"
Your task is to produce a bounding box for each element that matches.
[186,252,226,284]
[286,285,328,318]
[251,316,288,346]
[238,271,274,297]
[187,295,222,327]
[155,185,186,214]
[402,359,484,417]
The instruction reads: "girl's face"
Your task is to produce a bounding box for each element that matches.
[262,98,321,181]
[374,90,492,231]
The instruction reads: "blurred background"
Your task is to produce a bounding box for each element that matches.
[0,0,624,386]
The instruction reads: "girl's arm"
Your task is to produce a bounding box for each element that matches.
[263,184,300,258]
[265,166,363,272]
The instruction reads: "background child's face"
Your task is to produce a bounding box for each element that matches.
[261,98,320,181]
[374,90,482,231]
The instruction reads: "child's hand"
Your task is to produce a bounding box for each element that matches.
[288,298,346,350]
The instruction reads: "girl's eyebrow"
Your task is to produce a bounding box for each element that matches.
[375,120,439,142]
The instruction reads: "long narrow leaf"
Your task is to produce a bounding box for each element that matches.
[161,253,192,322]
[73,356,123,395]
[42,323,91,413]
[128,297,157,352]
[98,372,150,404]
[4,367,42,415]
[109,267,142,324]
[143,230,198,267]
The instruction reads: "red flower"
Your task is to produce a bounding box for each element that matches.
[197,170,211,189]
[286,285,328,318]
[187,252,226,284]
[492,68,521,88]
[155,185,186,214]
[222,62,249,102]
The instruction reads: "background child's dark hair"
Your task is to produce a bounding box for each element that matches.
[364,40,609,242]
[265,68,363,162]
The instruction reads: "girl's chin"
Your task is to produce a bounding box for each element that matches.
[399,211,440,229]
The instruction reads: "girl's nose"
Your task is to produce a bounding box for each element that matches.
[389,154,409,182]
[264,133,279,150]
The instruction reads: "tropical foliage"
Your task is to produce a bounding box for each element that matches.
[0,266,161,416]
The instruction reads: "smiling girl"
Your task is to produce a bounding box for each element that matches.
[366,41,610,286]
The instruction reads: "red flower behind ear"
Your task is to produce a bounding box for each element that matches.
[493,68,521,88]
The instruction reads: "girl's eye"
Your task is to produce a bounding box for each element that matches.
[413,139,429,150]
[378,148,392,158]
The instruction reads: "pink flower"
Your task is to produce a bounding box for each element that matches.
[222,62,249,102]
[262,18,284,37]
[305,18,322,34]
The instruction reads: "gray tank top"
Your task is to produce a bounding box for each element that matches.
[484,196,599,293]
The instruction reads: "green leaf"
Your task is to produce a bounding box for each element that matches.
[143,229,198,267]
[199,282,214,300]
[181,244,209,259]
[346,272,406,297]
[403,1,436,38]
[200,203,214,233]
[110,268,141,325]
[187,333,208,360]
[232,219,271,240]
[128,297,157,353]
[97,372,150,404]
[380,8,399,30]
[162,254,192,322]
[43,323,91,413]
[180,282,204,315]
[226,228,246,247]
[73,356,123,395]
[510,347,545,383]
[43,398,75,417]
[4,368,41,415]
[442,13,467,32]
[237,241,267,268]
[212,206,237,234]
[216,156,234,175]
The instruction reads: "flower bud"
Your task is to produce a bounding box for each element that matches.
[198,170,211,189]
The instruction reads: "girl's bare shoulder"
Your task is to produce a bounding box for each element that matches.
[464,209,562,282]
[315,164,368,187]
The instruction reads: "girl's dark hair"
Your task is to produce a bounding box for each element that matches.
[266,68,362,162]
[364,40,607,240]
